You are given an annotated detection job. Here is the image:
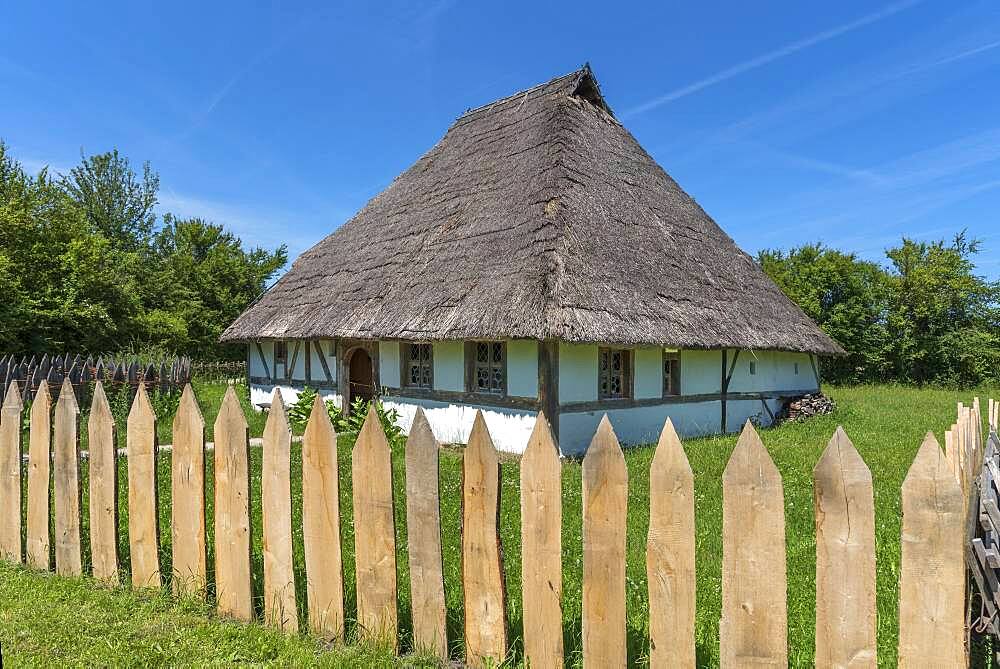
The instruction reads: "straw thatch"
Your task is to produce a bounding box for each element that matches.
[222,66,842,355]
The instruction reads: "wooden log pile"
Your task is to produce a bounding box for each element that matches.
[776,393,836,424]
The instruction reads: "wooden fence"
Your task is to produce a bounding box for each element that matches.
[0,353,191,407]
[0,379,993,667]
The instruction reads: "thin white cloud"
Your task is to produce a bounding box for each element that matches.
[623,0,922,118]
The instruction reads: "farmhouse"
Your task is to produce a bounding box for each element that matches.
[221,66,842,454]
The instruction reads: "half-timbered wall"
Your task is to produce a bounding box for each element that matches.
[248,340,819,454]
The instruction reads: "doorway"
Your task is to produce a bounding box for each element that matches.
[346,347,375,413]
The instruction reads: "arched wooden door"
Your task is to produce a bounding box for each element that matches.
[346,347,375,412]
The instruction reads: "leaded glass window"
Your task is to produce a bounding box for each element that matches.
[599,347,631,399]
[474,341,505,394]
[405,343,433,388]
[663,350,681,396]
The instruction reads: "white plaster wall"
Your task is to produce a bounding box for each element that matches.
[380,341,400,388]
[309,340,336,383]
[559,343,598,403]
[724,398,781,433]
[680,350,722,395]
[633,347,662,399]
[384,396,536,453]
[559,401,723,456]
[249,341,269,377]
[507,340,538,398]
[288,341,307,381]
[433,341,464,391]
[727,351,818,393]
[250,383,342,409]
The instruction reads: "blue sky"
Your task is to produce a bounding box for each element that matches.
[3,0,999,277]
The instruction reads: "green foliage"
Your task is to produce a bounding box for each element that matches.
[0,141,286,359]
[287,386,404,442]
[759,234,1000,387]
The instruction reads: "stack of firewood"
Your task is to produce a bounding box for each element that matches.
[776,393,836,424]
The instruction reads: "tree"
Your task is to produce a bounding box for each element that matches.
[61,149,159,251]
[757,244,892,383]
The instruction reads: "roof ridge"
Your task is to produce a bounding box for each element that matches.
[457,66,588,120]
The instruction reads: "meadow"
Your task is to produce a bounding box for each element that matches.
[0,383,994,667]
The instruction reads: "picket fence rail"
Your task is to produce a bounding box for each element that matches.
[0,378,994,667]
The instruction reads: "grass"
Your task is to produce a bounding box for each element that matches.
[1,383,995,667]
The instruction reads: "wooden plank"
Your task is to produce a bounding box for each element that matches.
[302,393,344,640]
[582,415,627,668]
[171,384,206,596]
[26,380,51,570]
[255,342,272,381]
[405,408,448,659]
[352,405,398,647]
[0,382,23,562]
[536,341,559,441]
[88,382,119,584]
[721,421,787,667]
[813,427,876,668]
[127,383,160,588]
[214,385,253,621]
[315,341,334,384]
[462,411,508,667]
[520,411,563,668]
[262,390,298,632]
[944,427,957,482]
[898,432,965,666]
[647,418,696,668]
[53,377,82,577]
[287,341,301,381]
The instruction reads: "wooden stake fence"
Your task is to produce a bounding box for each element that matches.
[0,379,989,666]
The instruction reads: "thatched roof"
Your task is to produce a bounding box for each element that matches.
[222,66,843,355]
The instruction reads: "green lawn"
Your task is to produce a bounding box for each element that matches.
[1,384,995,667]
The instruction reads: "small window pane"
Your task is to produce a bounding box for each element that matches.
[404,342,432,388]
[599,347,630,399]
[663,351,680,396]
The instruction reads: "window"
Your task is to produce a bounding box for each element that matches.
[274,341,288,369]
[749,360,757,375]
[794,362,799,375]
[663,350,681,396]
[599,347,632,399]
[473,341,505,394]
[404,342,433,388]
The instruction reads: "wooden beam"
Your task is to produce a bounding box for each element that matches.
[725,349,741,388]
[561,390,807,414]
[315,341,334,384]
[287,341,301,382]
[537,340,559,441]
[254,342,272,382]
[720,350,728,434]
[383,386,540,412]
[810,354,821,389]
[304,341,312,386]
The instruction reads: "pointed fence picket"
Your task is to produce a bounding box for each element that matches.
[214,386,253,621]
[127,384,160,588]
[462,412,508,668]
[0,380,992,666]
[721,421,787,668]
[646,418,696,669]
[520,411,563,669]
[88,382,119,584]
[352,406,398,648]
[171,384,206,596]
[582,416,628,668]
[0,382,23,563]
[813,427,876,668]
[262,391,298,632]
[302,394,345,641]
[53,377,82,577]
[26,380,51,570]
[898,433,965,666]
[404,408,448,660]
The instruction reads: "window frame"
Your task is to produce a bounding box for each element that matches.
[402,341,434,389]
[749,360,757,376]
[663,350,681,396]
[468,340,506,395]
[273,340,288,377]
[598,346,633,400]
